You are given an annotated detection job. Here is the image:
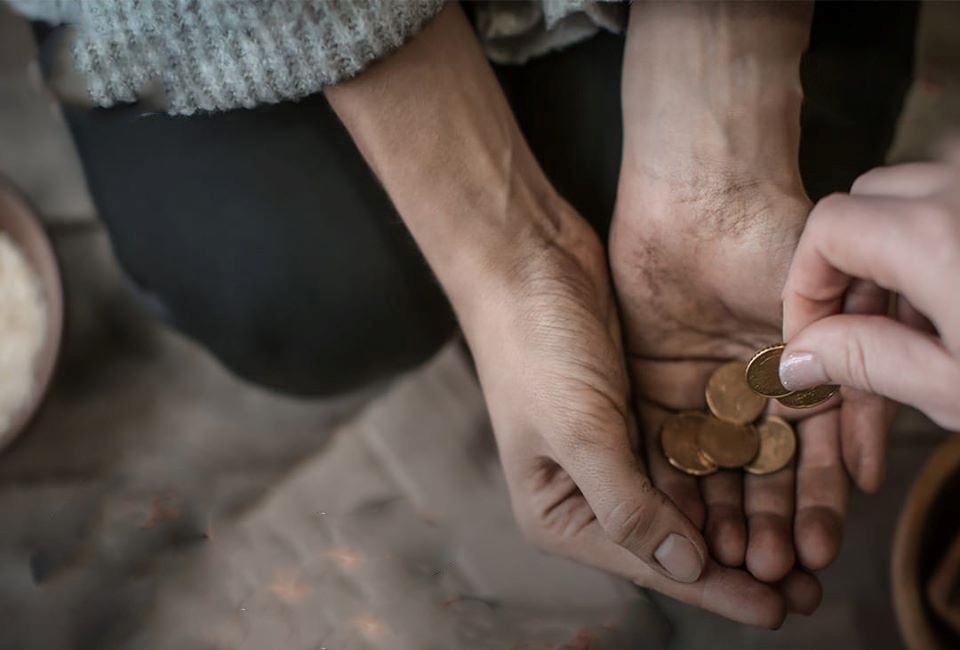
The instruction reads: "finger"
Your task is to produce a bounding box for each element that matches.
[851,162,954,198]
[554,518,787,628]
[744,460,797,583]
[635,360,751,571]
[794,409,848,570]
[700,471,746,568]
[638,405,706,530]
[837,281,893,494]
[840,388,895,494]
[780,314,960,429]
[552,413,707,584]
[631,358,716,530]
[642,558,787,629]
[782,193,960,344]
[777,569,823,616]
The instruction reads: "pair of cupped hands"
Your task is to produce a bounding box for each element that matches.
[467,156,847,626]
[453,16,852,632]
[328,2,960,629]
[465,140,904,626]
[472,141,960,627]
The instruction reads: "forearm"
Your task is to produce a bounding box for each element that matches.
[325,3,574,319]
[622,1,813,193]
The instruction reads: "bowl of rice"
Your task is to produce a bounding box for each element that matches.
[0,176,63,453]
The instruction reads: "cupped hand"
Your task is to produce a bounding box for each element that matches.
[781,157,960,430]
[458,195,819,627]
[609,0,893,585]
[609,165,859,584]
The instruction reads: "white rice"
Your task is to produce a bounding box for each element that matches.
[0,233,47,436]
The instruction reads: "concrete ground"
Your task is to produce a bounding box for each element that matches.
[0,3,957,649]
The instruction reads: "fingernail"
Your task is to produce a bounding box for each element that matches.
[779,351,827,391]
[654,533,703,583]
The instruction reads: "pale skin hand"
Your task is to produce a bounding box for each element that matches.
[781,155,960,430]
[611,0,885,584]
[327,3,818,627]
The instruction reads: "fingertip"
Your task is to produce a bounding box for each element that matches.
[779,350,826,392]
[747,553,795,585]
[765,598,789,631]
[846,443,885,494]
[653,532,705,584]
[801,583,823,617]
[699,562,787,629]
[780,570,823,616]
[795,508,844,571]
[854,460,885,494]
[745,516,796,583]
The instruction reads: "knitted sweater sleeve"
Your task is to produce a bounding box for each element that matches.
[9,0,445,115]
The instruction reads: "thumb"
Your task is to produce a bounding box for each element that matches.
[554,431,707,583]
[780,314,960,428]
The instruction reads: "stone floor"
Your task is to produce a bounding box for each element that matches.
[0,3,958,650]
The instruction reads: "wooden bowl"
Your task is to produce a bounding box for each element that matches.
[0,176,64,452]
[892,434,960,650]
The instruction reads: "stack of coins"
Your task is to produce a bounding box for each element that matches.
[660,343,838,477]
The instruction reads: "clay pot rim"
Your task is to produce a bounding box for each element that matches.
[892,434,960,650]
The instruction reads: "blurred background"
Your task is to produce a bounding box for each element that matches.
[0,2,958,649]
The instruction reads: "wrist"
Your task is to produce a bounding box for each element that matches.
[437,178,601,329]
[621,1,810,197]
[324,3,599,332]
[624,1,812,83]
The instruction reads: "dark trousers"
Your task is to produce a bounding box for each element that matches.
[34,2,918,397]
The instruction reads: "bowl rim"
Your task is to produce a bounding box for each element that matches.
[892,434,960,650]
[0,175,64,452]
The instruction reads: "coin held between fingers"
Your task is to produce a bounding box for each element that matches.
[746,344,794,398]
[777,384,839,409]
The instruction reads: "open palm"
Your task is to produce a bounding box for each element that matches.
[610,176,861,581]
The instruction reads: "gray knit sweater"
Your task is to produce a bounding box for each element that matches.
[7,1,624,115]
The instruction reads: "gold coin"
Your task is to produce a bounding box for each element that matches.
[696,415,760,469]
[777,384,839,409]
[745,344,793,398]
[744,416,796,475]
[705,361,768,425]
[660,412,718,476]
